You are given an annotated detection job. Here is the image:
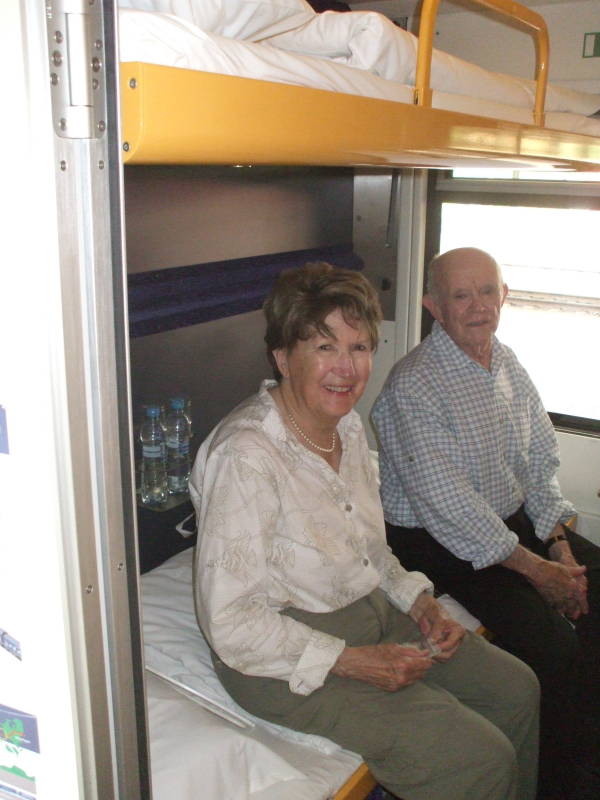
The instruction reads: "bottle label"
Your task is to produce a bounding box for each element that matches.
[142,444,163,458]
[166,437,189,455]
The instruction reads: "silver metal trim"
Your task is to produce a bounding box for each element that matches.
[395,169,427,356]
[44,0,145,795]
[46,0,107,139]
[435,176,600,197]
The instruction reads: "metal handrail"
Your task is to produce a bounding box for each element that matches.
[414,0,549,126]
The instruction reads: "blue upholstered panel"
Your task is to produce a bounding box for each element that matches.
[128,245,363,338]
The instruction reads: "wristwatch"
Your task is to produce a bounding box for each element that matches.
[545,518,576,548]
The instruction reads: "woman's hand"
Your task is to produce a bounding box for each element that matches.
[408,592,465,662]
[331,643,433,691]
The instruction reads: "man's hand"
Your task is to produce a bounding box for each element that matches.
[547,537,589,618]
[409,592,465,662]
[331,642,433,691]
[503,542,587,619]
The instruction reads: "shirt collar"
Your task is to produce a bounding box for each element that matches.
[431,320,504,375]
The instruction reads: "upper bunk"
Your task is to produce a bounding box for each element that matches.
[118,0,600,172]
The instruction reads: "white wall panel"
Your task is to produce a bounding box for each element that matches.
[433,1,600,92]
[557,430,600,543]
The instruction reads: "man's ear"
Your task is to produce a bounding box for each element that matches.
[501,283,509,307]
[422,293,443,323]
[273,348,289,379]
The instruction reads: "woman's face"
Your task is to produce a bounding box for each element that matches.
[274,308,373,428]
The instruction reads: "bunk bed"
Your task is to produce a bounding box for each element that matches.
[141,546,377,800]
[124,2,600,798]
[119,0,600,171]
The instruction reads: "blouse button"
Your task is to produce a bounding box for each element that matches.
[363,558,369,566]
[345,503,352,512]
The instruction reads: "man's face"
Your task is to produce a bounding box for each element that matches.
[424,252,508,358]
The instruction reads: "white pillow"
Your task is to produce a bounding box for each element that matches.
[118,0,315,41]
[264,10,417,83]
[523,79,600,116]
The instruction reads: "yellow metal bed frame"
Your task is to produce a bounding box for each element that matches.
[333,763,377,800]
[119,0,600,171]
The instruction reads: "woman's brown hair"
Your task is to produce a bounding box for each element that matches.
[263,262,382,380]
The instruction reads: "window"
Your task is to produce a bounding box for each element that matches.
[451,167,600,183]
[428,172,600,431]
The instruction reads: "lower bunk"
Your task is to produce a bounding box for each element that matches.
[142,546,374,800]
[141,539,482,799]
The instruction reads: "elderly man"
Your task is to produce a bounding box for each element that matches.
[372,247,600,800]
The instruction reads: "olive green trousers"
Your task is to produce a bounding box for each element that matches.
[214,590,539,800]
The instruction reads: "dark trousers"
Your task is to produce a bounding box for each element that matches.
[386,508,600,800]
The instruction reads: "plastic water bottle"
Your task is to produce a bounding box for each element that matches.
[182,396,193,439]
[140,405,168,507]
[165,397,191,495]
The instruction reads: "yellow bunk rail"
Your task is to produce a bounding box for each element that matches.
[119,0,600,170]
[414,0,549,126]
[120,62,600,170]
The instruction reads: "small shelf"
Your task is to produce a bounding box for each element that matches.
[136,498,196,574]
[137,491,191,513]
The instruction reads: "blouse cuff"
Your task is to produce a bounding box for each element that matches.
[288,629,346,696]
[388,571,434,614]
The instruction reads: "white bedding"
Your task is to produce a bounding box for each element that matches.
[142,547,364,800]
[146,672,363,800]
[118,7,600,138]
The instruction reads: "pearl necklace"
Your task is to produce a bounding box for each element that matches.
[287,410,337,454]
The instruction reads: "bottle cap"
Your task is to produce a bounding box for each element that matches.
[145,405,160,418]
[169,397,186,411]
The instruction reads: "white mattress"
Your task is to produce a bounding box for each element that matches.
[118,8,600,138]
[142,548,363,800]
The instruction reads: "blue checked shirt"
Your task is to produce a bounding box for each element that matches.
[372,322,576,570]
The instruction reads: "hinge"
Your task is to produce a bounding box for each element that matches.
[45,0,107,139]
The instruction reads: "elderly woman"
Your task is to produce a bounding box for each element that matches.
[190,262,539,800]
